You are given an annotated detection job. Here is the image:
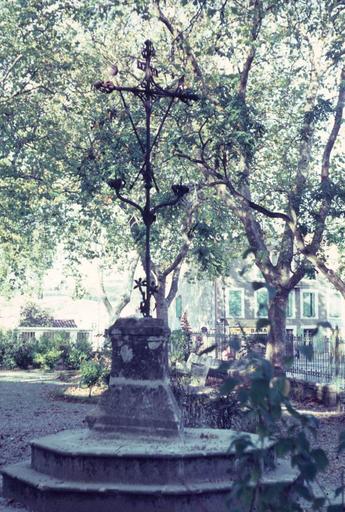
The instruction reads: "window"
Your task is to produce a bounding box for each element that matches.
[175,295,182,319]
[256,288,268,318]
[287,292,295,318]
[20,331,36,342]
[303,328,316,338]
[301,291,317,319]
[77,331,88,343]
[328,290,343,319]
[228,289,244,318]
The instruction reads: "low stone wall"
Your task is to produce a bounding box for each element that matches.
[173,384,254,432]
[289,378,339,407]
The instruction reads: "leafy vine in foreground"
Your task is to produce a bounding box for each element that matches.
[221,353,345,511]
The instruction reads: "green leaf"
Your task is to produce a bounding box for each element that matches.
[229,434,254,455]
[242,247,255,259]
[313,497,326,509]
[220,377,239,395]
[229,337,241,351]
[238,387,250,404]
[198,343,217,356]
[317,321,333,329]
[275,437,294,456]
[298,461,317,481]
[256,318,271,330]
[294,484,313,501]
[260,358,274,379]
[284,355,294,367]
[334,486,345,498]
[297,431,310,451]
[311,449,329,471]
[251,281,266,291]
[250,378,269,403]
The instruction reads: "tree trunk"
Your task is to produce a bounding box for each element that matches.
[98,255,139,324]
[155,265,182,328]
[155,276,169,326]
[265,290,288,370]
[307,254,345,302]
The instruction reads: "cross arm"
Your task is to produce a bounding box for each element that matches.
[94,80,145,96]
[94,80,199,101]
[156,89,199,102]
[152,196,181,214]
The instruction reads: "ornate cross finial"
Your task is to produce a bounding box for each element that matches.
[94,40,199,317]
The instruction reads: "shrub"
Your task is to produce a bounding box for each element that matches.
[34,333,55,354]
[0,330,38,369]
[0,330,15,367]
[2,353,16,369]
[80,360,104,396]
[32,334,59,369]
[43,348,62,370]
[14,340,35,369]
[0,331,18,369]
[220,351,345,511]
[33,348,62,370]
[102,368,111,386]
[0,328,93,371]
[64,348,88,369]
[63,337,93,370]
[169,329,191,363]
[33,333,92,370]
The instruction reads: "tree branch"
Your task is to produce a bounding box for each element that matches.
[98,265,114,318]
[321,66,345,179]
[166,263,183,307]
[161,241,190,279]
[307,65,345,254]
[154,0,205,85]
[1,54,23,86]
[160,194,200,279]
[238,0,263,99]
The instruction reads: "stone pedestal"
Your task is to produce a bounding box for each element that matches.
[86,317,182,436]
[1,316,298,512]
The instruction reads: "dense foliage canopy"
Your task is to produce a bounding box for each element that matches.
[0,0,344,347]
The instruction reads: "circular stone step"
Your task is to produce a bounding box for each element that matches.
[2,458,298,512]
[30,428,274,485]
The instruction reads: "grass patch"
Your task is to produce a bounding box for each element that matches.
[51,384,107,404]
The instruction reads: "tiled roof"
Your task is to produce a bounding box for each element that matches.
[51,319,78,328]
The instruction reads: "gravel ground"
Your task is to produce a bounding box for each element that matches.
[1,371,345,511]
[0,370,93,512]
[294,401,345,505]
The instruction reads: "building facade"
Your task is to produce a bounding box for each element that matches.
[169,265,345,338]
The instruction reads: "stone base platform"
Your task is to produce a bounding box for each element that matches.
[2,428,297,512]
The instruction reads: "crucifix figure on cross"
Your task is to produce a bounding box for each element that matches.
[94,39,199,318]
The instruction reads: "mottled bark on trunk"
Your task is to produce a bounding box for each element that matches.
[265,291,288,369]
[98,256,138,324]
[155,277,169,326]
[155,265,182,328]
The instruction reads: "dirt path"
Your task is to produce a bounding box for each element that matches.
[1,371,345,511]
[294,401,345,505]
[0,370,93,512]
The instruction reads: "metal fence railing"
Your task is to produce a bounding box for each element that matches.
[189,330,230,359]
[286,336,345,388]
[189,330,267,359]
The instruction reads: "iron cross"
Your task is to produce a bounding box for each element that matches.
[94,40,199,317]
